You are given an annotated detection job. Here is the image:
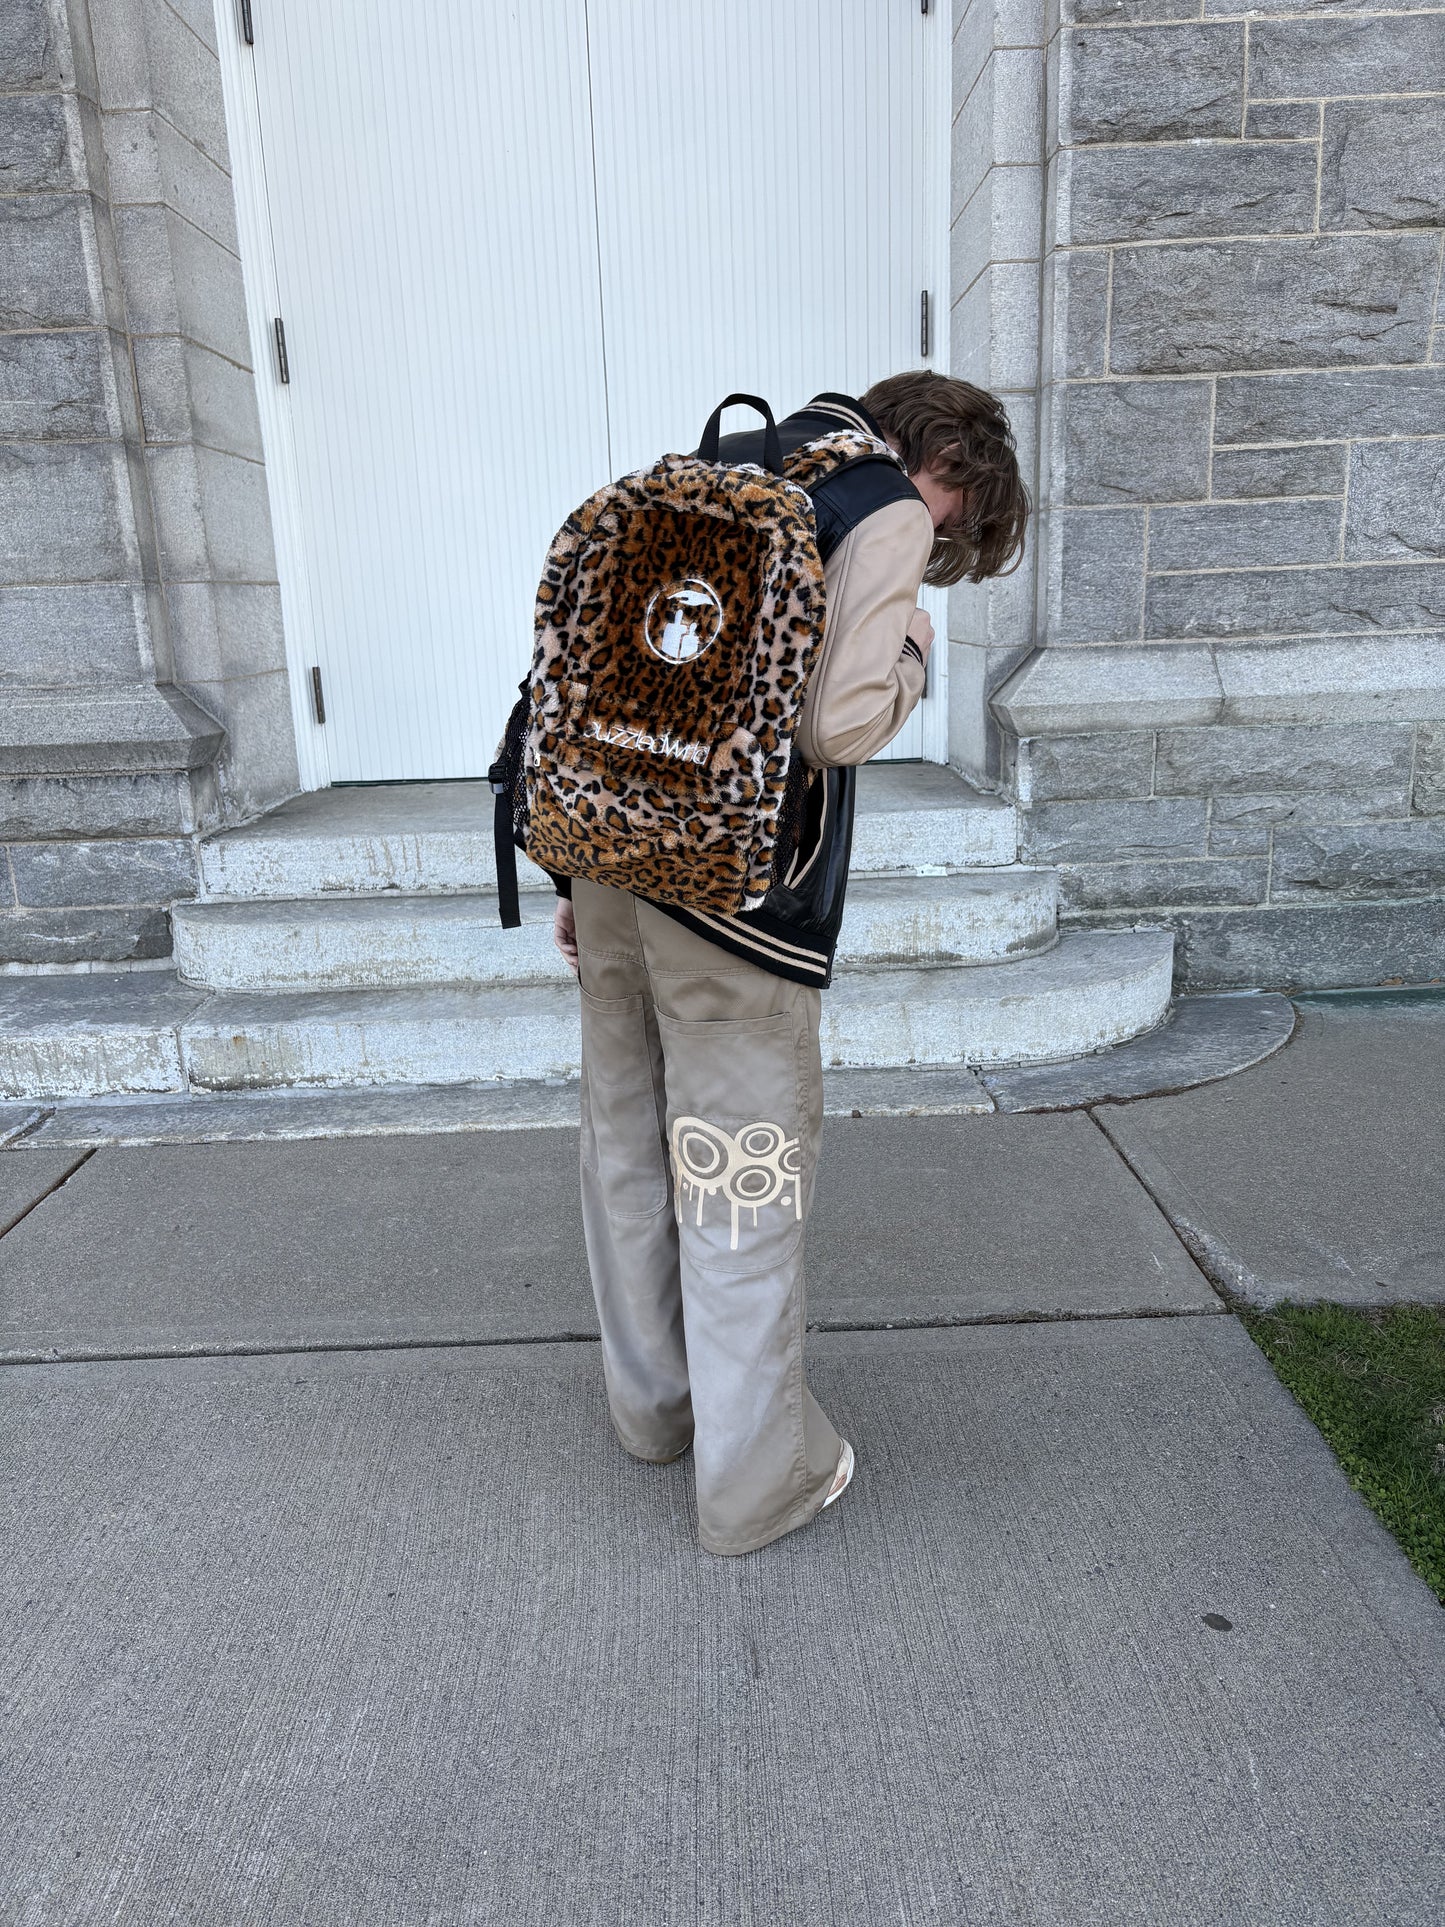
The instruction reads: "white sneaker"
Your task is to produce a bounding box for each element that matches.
[823,1439,855,1509]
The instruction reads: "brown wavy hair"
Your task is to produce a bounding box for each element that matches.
[860,372,1031,587]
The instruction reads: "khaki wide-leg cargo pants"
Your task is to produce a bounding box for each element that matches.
[571,877,843,1555]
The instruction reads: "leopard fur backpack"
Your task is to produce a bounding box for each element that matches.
[487,393,900,927]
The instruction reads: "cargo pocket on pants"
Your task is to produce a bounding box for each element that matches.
[656,1006,811,1277]
[578,985,670,1218]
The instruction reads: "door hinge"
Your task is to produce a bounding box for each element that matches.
[920,289,931,361]
[310,665,326,725]
[273,315,290,383]
[239,0,254,45]
[921,0,931,12]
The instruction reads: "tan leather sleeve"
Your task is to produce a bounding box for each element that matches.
[794,497,935,768]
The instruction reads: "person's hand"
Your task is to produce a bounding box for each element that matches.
[907,607,935,663]
[553,897,579,974]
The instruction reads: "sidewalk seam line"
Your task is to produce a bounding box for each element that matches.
[0,1145,96,1243]
[1084,1107,1238,1311]
[0,1305,1229,1369]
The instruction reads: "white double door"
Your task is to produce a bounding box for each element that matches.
[240,0,946,782]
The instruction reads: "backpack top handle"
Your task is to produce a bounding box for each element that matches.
[696,394,784,478]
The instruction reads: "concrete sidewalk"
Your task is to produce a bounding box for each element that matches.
[2,990,1443,1923]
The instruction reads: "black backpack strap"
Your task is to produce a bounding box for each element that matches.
[488,678,533,930]
[487,763,521,930]
[494,788,520,928]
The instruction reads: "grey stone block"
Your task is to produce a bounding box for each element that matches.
[1322,98,1445,232]
[953,0,1046,108]
[1344,440,1445,563]
[1149,499,1342,572]
[1063,0,1200,19]
[1044,508,1146,642]
[1208,788,1413,857]
[0,329,110,439]
[1050,247,1110,378]
[166,0,219,54]
[1148,562,1445,641]
[1211,444,1347,501]
[949,558,1035,666]
[951,260,1042,391]
[1170,899,1445,990]
[9,837,197,909]
[0,971,200,1092]
[0,904,174,966]
[0,684,224,776]
[953,50,1043,206]
[164,581,286,685]
[0,93,70,189]
[144,443,276,583]
[1244,101,1320,140]
[0,441,134,585]
[182,669,299,818]
[137,0,229,172]
[1017,731,1156,801]
[0,193,93,329]
[88,0,153,107]
[1215,368,1445,445]
[1250,15,1445,103]
[1065,25,1243,144]
[0,0,57,87]
[1156,722,1414,796]
[1059,380,1211,504]
[1058,856,1268,910]
[111,205,250,365]
[1023,796,1206,862]
[133,334,261,458]
[0,584,149,684]
[952,167,1042,297]
[1062,142,1317,246]
[0,771,197,840]
[105,109,240,254]
[1271,821,1445,901]
[994,642,1224,734]
[1111,235,1439,375]
[1416,721,1445,814]
[1217,634,1445,725]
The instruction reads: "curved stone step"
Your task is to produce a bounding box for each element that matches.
[176,929,1173,1091]
[197,766,1017,900]
[820,931,1175,1070]
[172,868,1059,992]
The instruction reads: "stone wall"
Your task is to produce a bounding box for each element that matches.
[960,0,1445,988]
[0,0,294,966]
[947,0,1048,788]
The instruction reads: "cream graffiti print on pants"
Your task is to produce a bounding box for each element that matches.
[670,1116,805,1251]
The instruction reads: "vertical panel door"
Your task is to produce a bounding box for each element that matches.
[586,0,944,758]
[249,0,611,781]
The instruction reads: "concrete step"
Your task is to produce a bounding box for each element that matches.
[171,868,1059,992]
[197,765,1017,900]
[820,932,1174,1070]
[177,932,1170,1090]
[0,929,1171,1099]
[0,973,205,1099]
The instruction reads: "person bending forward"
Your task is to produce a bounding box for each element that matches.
[552,373,1030,1556]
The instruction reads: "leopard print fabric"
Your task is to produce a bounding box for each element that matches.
[522,431,900,915]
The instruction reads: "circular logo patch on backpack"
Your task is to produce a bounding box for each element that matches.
[644,579,723,664]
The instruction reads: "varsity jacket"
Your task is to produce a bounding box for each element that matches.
[636,392,933,986]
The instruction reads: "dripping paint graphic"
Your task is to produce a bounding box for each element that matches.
[670,1116,804,1251]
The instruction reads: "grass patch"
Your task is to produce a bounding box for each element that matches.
[1241,1302,1445,1606]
